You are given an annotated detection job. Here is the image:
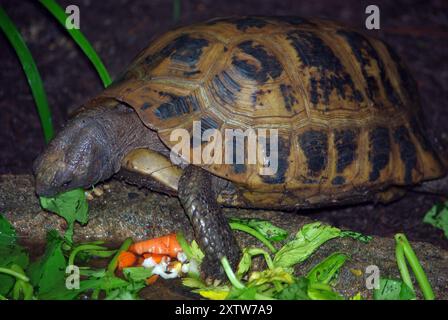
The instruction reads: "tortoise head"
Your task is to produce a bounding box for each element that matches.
[33,114,115,197]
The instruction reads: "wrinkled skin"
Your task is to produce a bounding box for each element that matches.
[34,104,158,196]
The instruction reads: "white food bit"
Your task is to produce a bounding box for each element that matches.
[152,264,179,279]
[181,263,189,274]
[177,252,187,263]
[142,257,157,268]
[189,259,199,275]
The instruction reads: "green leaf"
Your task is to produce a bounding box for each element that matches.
[373,278,416,300]
[122,267,153,283]
[226,286,258,300]
[248,267,294,288]
[423,201,448,239]
[39,0,112,88]
[306,252,348,285]
[105,288,141,300]
[27,230,67,297]
[236,247,273,279]
[39,188,88,242]
[273,222,342,268]
[339,230,372,243]
[0,214,16,246]
[307,282,344,300]
[0,214,29,296]
[182,276,206,289]
[0,7,54,142]
[229,218,288,242]
[275,277,310,300]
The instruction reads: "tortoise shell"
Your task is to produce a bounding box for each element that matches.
[85,16,445,208]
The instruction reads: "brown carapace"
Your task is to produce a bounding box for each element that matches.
[84,16,445,209]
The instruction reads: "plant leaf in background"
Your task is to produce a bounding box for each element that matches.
[306,252,348,285]
[172,0,181,22]
[39,0,112,87]
[40,188,88,243]
[229,218,288,242]
[339,230,372,243]
[423,201,448,239]
[373,278,416,300]
[0,6,54,142]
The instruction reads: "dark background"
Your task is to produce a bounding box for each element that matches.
[1,0,447,247]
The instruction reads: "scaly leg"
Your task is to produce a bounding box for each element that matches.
[178,165,241,279]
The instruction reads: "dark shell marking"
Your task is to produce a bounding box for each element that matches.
[199,116,220,134]
[334,129,357,173]
[261,137,290,184]
[154,94,200,119]
[287,30,363,106]
[337,30,402,108]
[232,41,283,83]
[384,43,419,103]
[140,102,152,111]
[279,84,298,112]
[368,127,391,182]
[331,176,346,185]
[299,130,328,177]
[210,71,241,105]
[144,34,209,69]
[393,126,417,184]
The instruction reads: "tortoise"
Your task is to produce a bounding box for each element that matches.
[34,16,447,277]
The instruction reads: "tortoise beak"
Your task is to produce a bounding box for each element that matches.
[33,150,73,197]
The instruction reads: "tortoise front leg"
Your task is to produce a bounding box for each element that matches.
[178,165,241,279]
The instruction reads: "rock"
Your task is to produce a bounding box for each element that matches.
[1,174,447,299]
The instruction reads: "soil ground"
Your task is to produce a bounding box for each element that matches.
[0,0,447,248]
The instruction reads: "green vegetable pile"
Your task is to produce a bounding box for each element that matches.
[179,218,435,300]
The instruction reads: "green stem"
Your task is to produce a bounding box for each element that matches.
[220,256,245,290]
[68,244,110,266]
[173,0,181,22]
[230,222,277,253]
[176,232,194,260]
[39,0,112,87]
[395,240,414,293]
[0,266,30,282]
[107,238,133,275]
[395,234,435,300]
[0,6,54,142]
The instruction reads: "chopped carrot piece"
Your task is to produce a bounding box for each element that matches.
[129,233,182,257]
[117,251,137,270]
[145,274,159,285]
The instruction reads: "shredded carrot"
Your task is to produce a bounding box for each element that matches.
[129,233,182,257]
[117,251,137,270]
[145,274,159,285]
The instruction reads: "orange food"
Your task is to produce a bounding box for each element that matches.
[142,253,168,264]
[117,251,137,270]
[129,233,182,257]
[145,274,159,285]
